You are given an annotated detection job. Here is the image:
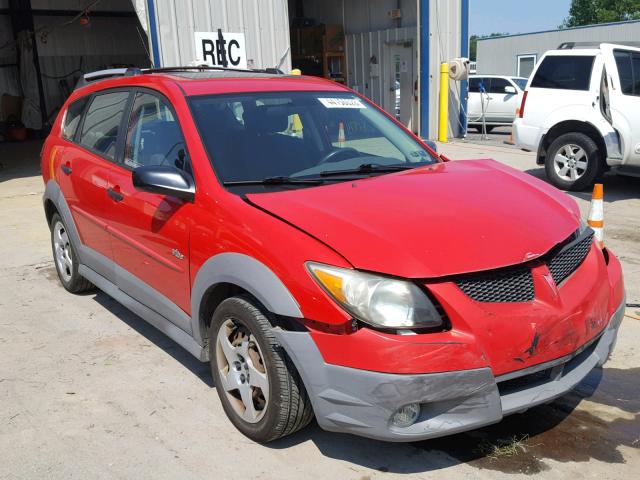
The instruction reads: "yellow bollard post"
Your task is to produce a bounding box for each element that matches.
[438,63,449,143]
[290,69,303,136]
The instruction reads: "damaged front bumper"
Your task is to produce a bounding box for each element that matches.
[274,299,625,442]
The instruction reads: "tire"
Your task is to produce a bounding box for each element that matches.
[50,213,94,293]
[472,125,494,133]
[209,295,314,443]
[545,132,603,191]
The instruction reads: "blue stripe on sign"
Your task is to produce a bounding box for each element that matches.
[146,0,161,68]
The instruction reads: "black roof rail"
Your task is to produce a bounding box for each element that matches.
[73,65,286,91]
[143,65,285,75]
[558,41,640,49]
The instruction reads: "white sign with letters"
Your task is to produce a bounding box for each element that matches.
[194,30,247,69]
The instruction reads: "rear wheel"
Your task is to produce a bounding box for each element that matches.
[545,132,603,191]
[50,213,93,293]
[209,295,313,443]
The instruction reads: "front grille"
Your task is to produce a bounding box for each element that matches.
[454,229,593,303]
[455,267,534,303]
[547,230,594,285]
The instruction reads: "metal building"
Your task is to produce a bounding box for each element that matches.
[476,20,640,78]
[0,0,469,140]
[135,0,469,139]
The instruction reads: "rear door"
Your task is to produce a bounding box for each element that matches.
[601,43,640,166]
[523,53,597,129]
[59,90,131,279]
[108,89,193,330]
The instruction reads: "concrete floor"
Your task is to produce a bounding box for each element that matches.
[1,139,638,479]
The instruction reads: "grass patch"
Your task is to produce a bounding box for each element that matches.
[474,434,535,460]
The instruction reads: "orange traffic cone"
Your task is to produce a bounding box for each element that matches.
[504,108,519,145]
[338,121,345,148]
[588,183,604,248]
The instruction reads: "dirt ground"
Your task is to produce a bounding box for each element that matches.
[1,139,638,480]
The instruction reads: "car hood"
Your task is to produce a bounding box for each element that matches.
[247,159,581,278]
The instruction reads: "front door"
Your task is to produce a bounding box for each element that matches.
[485,77,518,122]
[385,43,415,131]
[108,90,193,331]
[601,43,640,166]
[60,90,131,279]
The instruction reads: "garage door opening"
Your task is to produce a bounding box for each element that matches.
[287,0,418,134]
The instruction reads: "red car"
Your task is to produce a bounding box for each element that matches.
[42,67,625,443]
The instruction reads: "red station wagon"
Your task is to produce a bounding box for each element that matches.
[41,67,626,443]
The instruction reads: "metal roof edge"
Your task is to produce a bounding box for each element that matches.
[476,19,640,42]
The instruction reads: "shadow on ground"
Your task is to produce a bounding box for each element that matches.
[525,167,640,203]
[0,139,43,183]
[91,291,213,387]
[268,366,639,475]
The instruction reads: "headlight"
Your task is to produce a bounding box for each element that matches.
[306,262,443,330]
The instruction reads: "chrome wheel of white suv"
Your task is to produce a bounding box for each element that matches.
[553,144,588,181]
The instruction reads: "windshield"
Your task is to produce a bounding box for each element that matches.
[189,91,438,190]
[511,78,528,90]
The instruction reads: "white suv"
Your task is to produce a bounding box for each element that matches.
[513,43,640,190]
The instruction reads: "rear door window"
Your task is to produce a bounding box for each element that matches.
[531,55,595,90]
[62,97,88,141]
[78,91,130,160]
[613,49,640,96]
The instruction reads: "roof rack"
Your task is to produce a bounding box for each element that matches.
[144,65,285,75]
[558,41,640,49]
[74,67,142,89]
[73,65,285,90]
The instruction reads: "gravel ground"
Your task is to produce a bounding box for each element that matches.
[1,139,638,480]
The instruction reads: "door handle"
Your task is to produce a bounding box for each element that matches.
[107,187,124,202]
[61,163,72,175]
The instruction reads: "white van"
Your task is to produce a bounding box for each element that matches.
[467,75,527,131]
[513,43,640,190]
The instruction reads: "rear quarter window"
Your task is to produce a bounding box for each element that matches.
[61,97,88,141]
[531,55,595,91]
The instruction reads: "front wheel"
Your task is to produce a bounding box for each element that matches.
[544,132,603,191]
[209,295,313,443]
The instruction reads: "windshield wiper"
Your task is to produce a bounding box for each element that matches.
[222,176,327,186]
[319,163,417,177]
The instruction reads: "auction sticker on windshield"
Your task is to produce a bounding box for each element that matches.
[318,98,366,109]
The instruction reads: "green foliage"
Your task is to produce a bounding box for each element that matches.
[469,33,509,61]
[561,0,640,28]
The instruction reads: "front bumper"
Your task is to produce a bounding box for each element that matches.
[274,299,625,442]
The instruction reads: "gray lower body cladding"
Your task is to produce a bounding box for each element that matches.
[274,299,625,442]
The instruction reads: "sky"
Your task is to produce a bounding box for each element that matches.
[470,0,572,37]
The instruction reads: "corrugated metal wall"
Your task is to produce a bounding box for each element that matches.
[148,0,292,71]
[426,0,463,138]
[477,20,640,76]
[346,26,416,107]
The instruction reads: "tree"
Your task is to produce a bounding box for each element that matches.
[469,33,509,61]
[561,0,640,27]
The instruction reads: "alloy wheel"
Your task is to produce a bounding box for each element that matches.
[53,220,73,282]
[553,144,588,181]
[215,318,269,423]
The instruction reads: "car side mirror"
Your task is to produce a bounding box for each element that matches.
[504,85,517,94]
[132,165,195,202]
